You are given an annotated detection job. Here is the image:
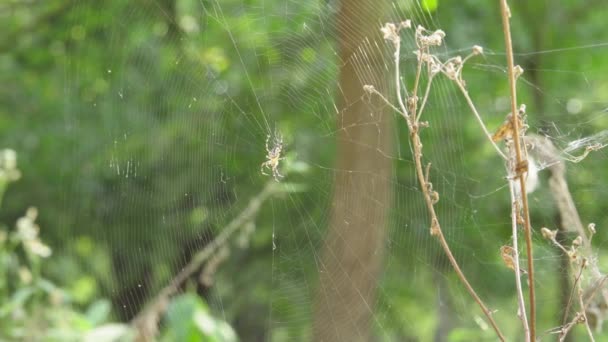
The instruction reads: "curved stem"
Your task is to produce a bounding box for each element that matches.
[391,31,505,341]
[410,134,505,341]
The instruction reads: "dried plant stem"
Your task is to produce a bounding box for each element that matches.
[509,179,530,341]
[579,293,596,342]
[576,262,595,342]
[391,38,506,342]
[499,1,536,339]
[394,40,412,126]
[559,276,608,341]
[562,262,585,326]
[454,82,508,160]
[411,138,505,342]
[415,74,434,124]
[131,181,278,341]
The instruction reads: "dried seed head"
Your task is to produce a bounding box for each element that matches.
[541,227,557,240]
[416,25,426,35]
[433,29,446,39]
[414,50,433,64]
[572,235,583,247]
[381,22,400,45]
[363,84,375,94]
[427,30,445,46]
[500,245,516,271]
[430,218,440,236]
[429,59,441,75]
[472,45,484,55]
[430,190,439,204]
[415,26,445,47]
[588,223,596,235]
[400,20,412,29]
[514,65,524,79]
[444,62,457,79]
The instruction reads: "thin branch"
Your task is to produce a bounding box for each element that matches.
[373,21,505,340]
[562,259,585,326]
[499,1,536,339]
[411,47,425,119]
[364,86,407,118]
[131,181,279,341]
[393,28,505,342]
[411,137,505,340]
[576,261,595,342]
[509,179,530,341]
[559,276,608,341]
[393,39,412,126]
[414,72,434,125]
[453,81,508,160]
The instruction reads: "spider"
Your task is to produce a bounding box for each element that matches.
[261,132,284,181]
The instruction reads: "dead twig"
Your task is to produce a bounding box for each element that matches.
[559,276,608,341]
[499,1,536,339]
[131,180,279,341]
[371,21,506,341]
[509,179,530,341]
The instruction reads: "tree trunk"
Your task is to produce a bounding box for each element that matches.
[312,0,391,341]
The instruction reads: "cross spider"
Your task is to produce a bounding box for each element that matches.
[261,132,285,181]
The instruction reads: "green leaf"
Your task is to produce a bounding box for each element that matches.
[85,299,112,326]
[421,0,438,12]
[161,294,237,342]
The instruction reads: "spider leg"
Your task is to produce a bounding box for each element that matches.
[265,135,270,152]
[273,168,283,181]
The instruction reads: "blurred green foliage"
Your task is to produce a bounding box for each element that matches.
[0,149,131,340]
[161,294,237,342]
[1,0,608,340]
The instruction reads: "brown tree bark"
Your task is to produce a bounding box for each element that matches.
[312,1,391,341]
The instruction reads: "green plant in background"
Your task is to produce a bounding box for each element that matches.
[0,148,133,341]
[0,148,242,341]
[161,293,238,342]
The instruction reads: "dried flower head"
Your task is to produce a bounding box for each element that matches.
[25,239,52,258]
[0,148,21,181]
[430,190,439,204]
[588,223,596,235]
[429,61,441,75]
[444,62,457,80]
[472,45,484,55]
[381,22,400,45]
[541,227,557,240]
[400,20,412,29]
[419,30,445,47]
[363,85,375,94]
[513,65,524,79]
[500,245,526,274]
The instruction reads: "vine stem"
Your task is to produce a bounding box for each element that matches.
[392,35,506,342]
[499,1,536,340]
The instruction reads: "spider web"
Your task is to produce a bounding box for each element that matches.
[9,0,608,340]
